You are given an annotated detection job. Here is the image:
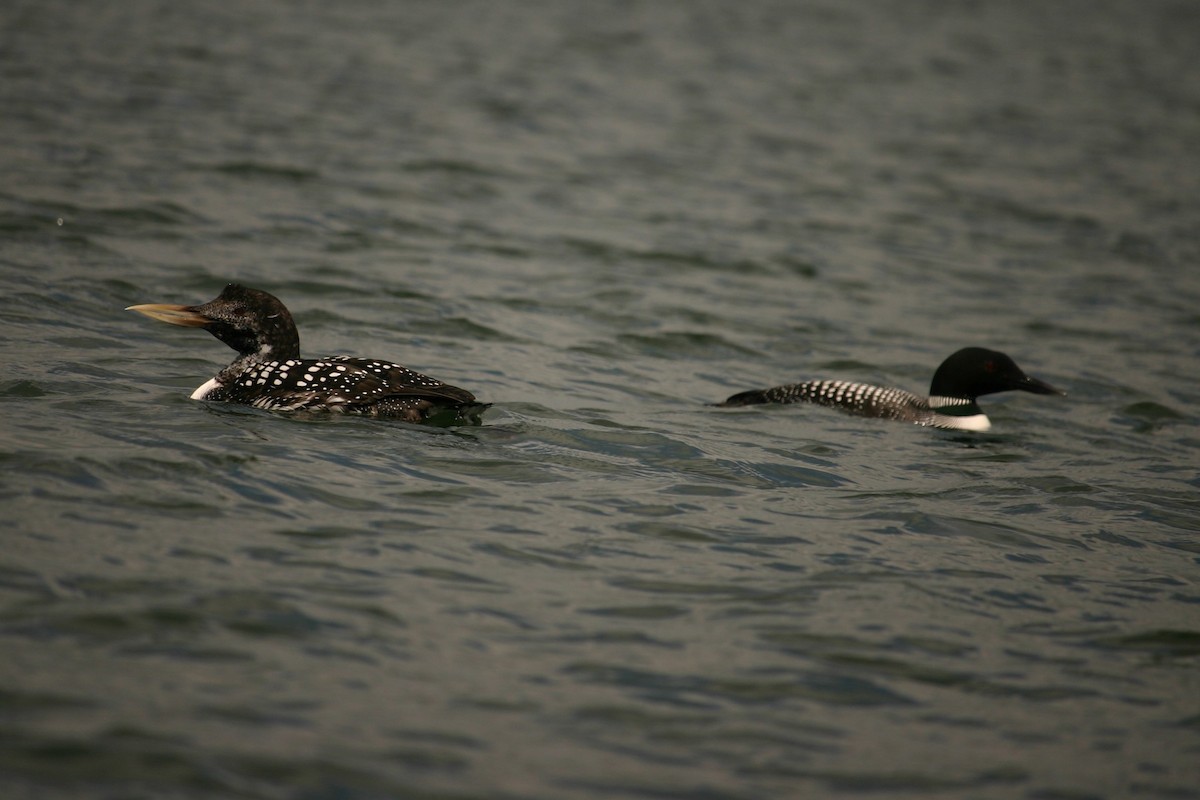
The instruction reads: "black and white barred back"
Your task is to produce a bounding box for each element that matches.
[721,379,947,426]
[715,347,1064,431]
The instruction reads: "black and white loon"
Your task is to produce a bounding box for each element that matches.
[127,283,487,424]
[716,347,1064,431]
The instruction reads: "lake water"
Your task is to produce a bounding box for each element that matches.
[2,1,1198,798]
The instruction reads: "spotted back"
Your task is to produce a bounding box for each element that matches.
[207,356,477,415]
[770,380,931,421]
[721,379,937,423]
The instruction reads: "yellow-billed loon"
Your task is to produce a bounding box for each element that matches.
[127,283,487,424]
[716,347,1064,431]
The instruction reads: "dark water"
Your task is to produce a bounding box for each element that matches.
[2,1,1199,798]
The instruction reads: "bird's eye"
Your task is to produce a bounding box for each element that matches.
[984,360,996,373]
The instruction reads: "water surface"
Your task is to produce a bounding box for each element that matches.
[2,2,1198,798]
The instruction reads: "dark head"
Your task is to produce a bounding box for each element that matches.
[928,347,1065,401]
[127,283,300,361]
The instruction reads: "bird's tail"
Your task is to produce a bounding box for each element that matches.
[711,390,770,407]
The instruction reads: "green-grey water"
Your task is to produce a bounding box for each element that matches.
[2,1,1199,798]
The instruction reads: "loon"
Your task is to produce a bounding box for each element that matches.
[716,347,1064,431]
[127,283,487,424]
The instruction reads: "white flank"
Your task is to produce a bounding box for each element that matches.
[190,377,222,400]
[934,413,992,432]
